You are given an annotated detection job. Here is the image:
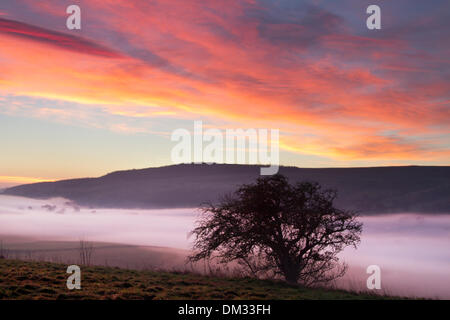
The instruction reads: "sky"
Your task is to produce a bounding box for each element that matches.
[0,0,449,187]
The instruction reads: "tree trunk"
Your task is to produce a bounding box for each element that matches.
[284,268,299,284]
[286,276,298,284]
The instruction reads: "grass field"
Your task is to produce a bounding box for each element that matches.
[0,259,398,300]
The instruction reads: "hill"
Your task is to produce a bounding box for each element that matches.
[3,164,450,214]
[0,259,394,300]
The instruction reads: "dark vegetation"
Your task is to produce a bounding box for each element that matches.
[189,175,362,285]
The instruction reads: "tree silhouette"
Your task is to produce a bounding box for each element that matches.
[189,174,362,285]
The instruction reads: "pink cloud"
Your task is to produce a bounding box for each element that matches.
[0,0,448,163]
[0,17,123,58]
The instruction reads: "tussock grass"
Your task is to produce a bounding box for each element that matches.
[0,259,403,300]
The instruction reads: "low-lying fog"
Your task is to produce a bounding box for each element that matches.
[0,195,449,299]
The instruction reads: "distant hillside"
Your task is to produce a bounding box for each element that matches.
[3,164,450,214]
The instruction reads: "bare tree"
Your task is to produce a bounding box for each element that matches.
[189,174,362,285]
[0,240,9,259]
[79,240,94,266]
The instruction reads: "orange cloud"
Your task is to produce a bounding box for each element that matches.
[0,1,448,164]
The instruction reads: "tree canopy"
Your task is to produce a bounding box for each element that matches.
[189,174,362,285]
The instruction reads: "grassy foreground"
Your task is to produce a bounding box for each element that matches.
[0,259,390,300]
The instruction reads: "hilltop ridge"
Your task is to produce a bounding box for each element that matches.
[3,164,450,214]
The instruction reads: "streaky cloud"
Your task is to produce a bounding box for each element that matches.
[0,17,123,58]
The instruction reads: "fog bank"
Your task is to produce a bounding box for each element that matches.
[0,195,448,298]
